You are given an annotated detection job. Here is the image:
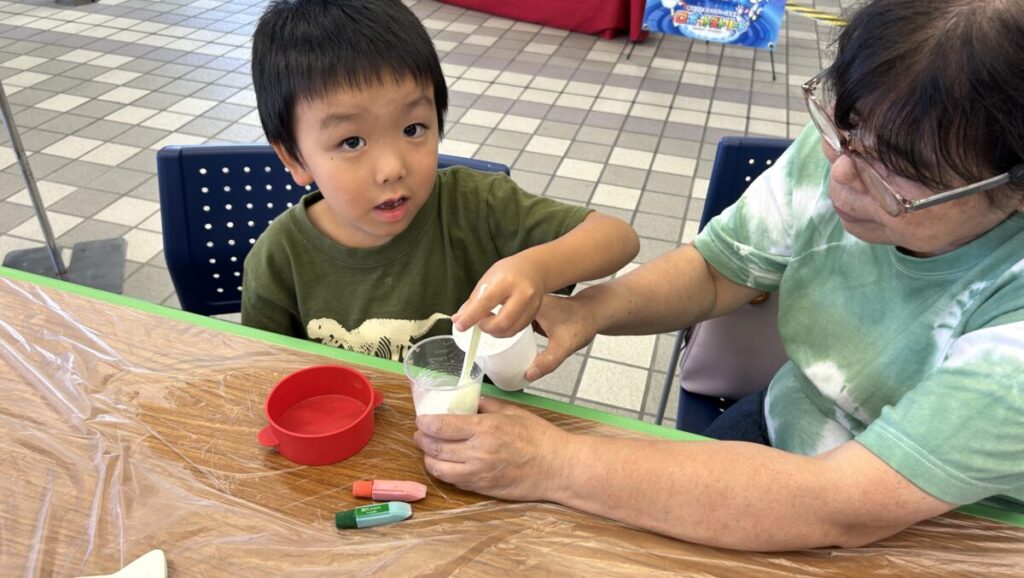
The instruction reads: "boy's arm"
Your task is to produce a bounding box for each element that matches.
[531,212,639,294]
[453,211,639,336]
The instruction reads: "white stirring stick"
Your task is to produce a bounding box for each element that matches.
[458,324,481,386]
[457,283,488,386]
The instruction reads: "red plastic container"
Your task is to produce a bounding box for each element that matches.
[258,365,383,466]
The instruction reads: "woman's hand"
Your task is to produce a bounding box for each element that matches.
[413,397,571,502]
[526,294,599,381]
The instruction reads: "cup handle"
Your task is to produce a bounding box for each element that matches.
[257,426,278,448]
[370,387,383,409]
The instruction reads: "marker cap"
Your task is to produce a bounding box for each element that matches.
[351,480,428,502]
[352,480,373,498]
[335,508,358,529]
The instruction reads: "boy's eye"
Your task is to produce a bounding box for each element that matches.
[403,123,426,138]
[340,136,365,150]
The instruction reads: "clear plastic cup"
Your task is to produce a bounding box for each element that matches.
[452,324,537,392]
[403,335,484,415]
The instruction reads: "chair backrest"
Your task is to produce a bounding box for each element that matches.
[157,144,509,315]
[699,136,793,230]
[675,136,793,430]
[654,136,793,430]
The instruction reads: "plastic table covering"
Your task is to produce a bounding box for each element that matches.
[2,268,1023,577]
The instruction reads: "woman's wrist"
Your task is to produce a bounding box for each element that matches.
[571,282,625,335]
[539,430,585,504]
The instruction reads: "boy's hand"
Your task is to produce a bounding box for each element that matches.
[452,255,544,337]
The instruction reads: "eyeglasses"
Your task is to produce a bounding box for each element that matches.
[802,69,1024,217]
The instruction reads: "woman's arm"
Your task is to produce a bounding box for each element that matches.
[414,398,954,551]
[567,242,764,336]
[524,243,765,380]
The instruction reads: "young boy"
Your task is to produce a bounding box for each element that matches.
[244,0,639,361]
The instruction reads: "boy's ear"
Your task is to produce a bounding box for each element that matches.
[270,142,314,186]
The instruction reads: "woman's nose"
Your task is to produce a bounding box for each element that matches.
[825,146,869,194]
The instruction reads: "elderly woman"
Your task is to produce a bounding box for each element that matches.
[418,0,1024,551]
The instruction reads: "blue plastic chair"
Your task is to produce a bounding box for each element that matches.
[654,136,793,432]
[157,144,510,315]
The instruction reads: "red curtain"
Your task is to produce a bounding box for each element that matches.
[438,0,647,41]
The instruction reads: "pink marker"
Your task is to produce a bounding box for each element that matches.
[352,480,427,502]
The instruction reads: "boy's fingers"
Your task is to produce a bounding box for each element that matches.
[477,294,530,337]
[453,298,487,330]
[454,283,503,331]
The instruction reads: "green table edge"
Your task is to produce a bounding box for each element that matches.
[0,266,697,442]
[2,265,1022,529]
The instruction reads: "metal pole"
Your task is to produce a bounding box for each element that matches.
[0,78,67,277]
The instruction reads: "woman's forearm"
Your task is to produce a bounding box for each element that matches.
[574,244,757,336]
[547,435,924,551]
[413,399,951,551]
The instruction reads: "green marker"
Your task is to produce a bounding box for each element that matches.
[335,501,412,529]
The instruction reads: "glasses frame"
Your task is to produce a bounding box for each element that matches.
[802,69,1024,217]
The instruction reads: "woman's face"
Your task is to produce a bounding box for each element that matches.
[821,141,1022,257]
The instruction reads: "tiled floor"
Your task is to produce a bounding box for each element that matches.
[0,0,849,429]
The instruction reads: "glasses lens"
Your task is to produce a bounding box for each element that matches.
[806,99,842,152]
[853,156,904,216]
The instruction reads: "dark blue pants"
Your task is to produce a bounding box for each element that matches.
[702,388,771,445]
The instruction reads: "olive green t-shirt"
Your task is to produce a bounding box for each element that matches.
[241,166,590,361]
[695,125,1024,506]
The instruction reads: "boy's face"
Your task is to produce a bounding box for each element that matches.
[274,76,439,248]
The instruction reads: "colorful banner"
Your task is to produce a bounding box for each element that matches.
[643,0,786,49]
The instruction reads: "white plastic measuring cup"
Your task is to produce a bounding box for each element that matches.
[452,323,537,392]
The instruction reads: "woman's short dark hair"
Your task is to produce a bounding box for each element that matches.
[827,0,1024,199]
[252,0,448,165]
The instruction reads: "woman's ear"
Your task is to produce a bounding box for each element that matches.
[271,142,314,186]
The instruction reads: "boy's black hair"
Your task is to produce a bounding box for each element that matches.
[252,0,448,165]
[827,0,1024,198]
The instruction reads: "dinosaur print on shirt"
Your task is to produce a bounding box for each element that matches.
[307,312,450,361]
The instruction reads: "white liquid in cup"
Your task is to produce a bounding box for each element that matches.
[404,336,484,415]
[411,375,481,415]
[453,324,537,392]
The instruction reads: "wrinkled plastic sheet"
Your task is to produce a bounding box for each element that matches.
[2,274,1023,577]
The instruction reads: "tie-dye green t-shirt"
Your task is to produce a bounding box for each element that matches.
[694,125,1024,506]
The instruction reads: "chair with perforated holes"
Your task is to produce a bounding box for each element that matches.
[654,136,793,433]
[157,144,510,316]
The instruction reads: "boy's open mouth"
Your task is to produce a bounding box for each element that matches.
[373,196,410,223]
[375,197,407,211]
